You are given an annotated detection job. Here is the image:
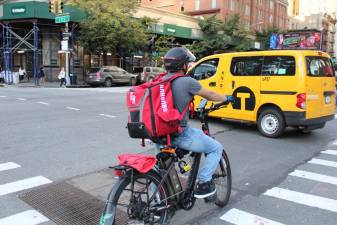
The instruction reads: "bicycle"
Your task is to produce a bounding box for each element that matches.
[100,99,232,225]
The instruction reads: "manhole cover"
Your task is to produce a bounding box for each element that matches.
[19,182,105,225]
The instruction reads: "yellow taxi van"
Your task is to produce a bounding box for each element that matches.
[188,50,336,138]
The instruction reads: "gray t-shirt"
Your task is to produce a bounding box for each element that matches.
[165,73,202,127]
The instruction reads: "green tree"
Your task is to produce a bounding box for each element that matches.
[68,0,149,64]
[190,14,252,59]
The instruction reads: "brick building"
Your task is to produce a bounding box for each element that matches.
[140,0,288,32]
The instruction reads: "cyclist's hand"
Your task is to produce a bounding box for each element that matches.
[226,95,235,103]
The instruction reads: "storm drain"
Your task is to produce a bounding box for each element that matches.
[19,182,105,225]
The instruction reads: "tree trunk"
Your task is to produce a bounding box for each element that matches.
[103,53,108,66]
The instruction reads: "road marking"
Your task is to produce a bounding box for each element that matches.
[36,101,49,105]
[0,95,7,98]
[220,208,285,225]
[0,176,52,196]
[0,162,21,172]
[66,107,80,111]
[332,140,337,145]
[308,158,337,168]
[16,98,26,101]
[264,187,337,213]
[321,150,337,156]
[99,113,116,118]
[0,210,49,225]
[289,170,337,185]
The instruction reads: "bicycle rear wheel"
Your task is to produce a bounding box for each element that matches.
[213,150,232,207]
[100,171,171,225]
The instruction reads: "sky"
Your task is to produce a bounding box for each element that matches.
[298,0,337,16]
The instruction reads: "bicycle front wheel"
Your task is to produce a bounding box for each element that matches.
[213,149,232,207]
[100,171,171,225]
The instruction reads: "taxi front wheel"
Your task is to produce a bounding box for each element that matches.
[257,108,285,138]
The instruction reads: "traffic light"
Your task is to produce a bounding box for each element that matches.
[49,0,56,14]
[58,1,64,14]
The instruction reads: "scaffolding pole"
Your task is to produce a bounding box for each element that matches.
[4,24,12,84]
[33,22,39,86]
[71,23,76,84]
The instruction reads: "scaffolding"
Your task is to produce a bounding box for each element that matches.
[1,21,39,85]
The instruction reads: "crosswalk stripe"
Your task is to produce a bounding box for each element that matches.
[0,176,52,196]
[321,150,337,156]
[332,140,337,145]
[308,158,337,168]
[289,170,337,185]
[66,106,80,111]
[16,98,26,101]
[0,162,21,172]
[36,101,49,105]
[0,210,49,225]
[0,96,7,98]
[264,187,337,213]
[99,113,116,118]
[220,208,285,225]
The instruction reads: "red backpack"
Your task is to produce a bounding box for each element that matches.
[126,72,189,143]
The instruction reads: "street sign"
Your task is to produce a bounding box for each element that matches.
[55,14,70,23]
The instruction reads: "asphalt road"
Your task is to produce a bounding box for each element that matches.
[0,86,337,225]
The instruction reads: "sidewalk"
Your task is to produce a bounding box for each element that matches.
[2,81,89,88]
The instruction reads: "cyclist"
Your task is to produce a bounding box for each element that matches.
[162,47,234,198]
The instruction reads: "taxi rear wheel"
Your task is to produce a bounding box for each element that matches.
[257,108,285,138]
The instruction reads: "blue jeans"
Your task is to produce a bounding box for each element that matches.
[171,127,223,182]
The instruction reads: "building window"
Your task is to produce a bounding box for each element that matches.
[269,15,273,24]
[244,5,250,16]
[212,0,217,9]
[258,0,263,5]
[258,10,263,20]
[270,0,274,10]
[195,0,200,10]
[230,0,235,11]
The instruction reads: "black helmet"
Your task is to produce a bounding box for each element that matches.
[163,47,196,72]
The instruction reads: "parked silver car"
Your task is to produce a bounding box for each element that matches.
[140,66,165,83]
[85,66,138,87]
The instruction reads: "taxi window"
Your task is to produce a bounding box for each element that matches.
[306,56,335,77]
[189,59,219,80]
[231,56,263,76]
[262,56,296,76]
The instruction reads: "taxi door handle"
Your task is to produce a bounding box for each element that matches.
[209,82,216,87]
[232,81,235,89]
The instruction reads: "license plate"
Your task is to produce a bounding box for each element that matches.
[325,96,331,104]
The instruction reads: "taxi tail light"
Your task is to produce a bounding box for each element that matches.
[296,93,306,109]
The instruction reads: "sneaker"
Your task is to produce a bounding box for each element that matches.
[194,181,216,199]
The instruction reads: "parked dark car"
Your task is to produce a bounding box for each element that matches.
[85,66,138,87]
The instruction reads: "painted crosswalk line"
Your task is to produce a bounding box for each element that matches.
[0,176,52,196]
[66,106,80,111]
[0,162,21,172]
[220,208,285,225]
[289,170,337,186]
[264,187,337,213]
[99,113,116,118]
[308,158,337,168]
[321,150,337,156]
[36,101,49,105]
[0,210,49,225]
[16,98,26,101]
